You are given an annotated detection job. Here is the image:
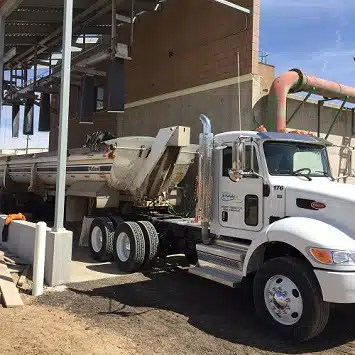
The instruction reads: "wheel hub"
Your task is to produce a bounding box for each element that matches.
[273,290,288,309]
[116,232,131,262]
[264,275,303,326]
[91,226,103,253]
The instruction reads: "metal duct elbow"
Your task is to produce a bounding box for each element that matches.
[200,114,211,134]
[198,114,213,245]
[267,68,355,132]
[266,69,304,131]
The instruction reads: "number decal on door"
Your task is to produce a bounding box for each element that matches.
[273,185,284,191]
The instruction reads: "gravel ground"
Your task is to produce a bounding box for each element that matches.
[33,254,355,355]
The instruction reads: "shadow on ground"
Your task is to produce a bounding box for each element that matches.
[37,256,355,354]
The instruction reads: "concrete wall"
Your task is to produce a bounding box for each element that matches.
[118,76,256,143]
[0,218,73,286]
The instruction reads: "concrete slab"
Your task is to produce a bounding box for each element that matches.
[70,246,128,283]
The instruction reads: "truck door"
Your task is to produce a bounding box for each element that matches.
[219,143,263,232]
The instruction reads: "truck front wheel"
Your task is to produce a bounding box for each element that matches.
[253,256,330,342]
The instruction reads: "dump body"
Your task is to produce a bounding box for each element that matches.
[0,126,197,204]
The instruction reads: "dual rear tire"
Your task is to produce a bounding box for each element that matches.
[89,217,159,272]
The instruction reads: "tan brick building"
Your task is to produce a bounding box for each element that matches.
[49,0,274,150]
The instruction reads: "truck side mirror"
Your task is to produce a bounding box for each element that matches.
[228,139,246,182]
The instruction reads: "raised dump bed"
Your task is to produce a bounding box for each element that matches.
[0,126,197,205]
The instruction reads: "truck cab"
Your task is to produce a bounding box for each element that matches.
[190,115,355,342]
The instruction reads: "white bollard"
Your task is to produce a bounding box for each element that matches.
[32,222,47,296]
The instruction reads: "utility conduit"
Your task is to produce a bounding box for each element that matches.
[267,68,355,131]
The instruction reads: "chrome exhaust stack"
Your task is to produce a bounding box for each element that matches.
[198,114,213,245]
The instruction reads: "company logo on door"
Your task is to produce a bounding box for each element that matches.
[221,192,242,202]
[311,201,326,210]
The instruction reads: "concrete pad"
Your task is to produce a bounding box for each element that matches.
[70,246,128,283]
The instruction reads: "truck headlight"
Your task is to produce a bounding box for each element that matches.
[309,248,355,265]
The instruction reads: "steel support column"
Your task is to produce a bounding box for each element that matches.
[129,0,135,56]
[287,92,312,125]
[53,0,74,232]
[317,101,323,137]
[325,97,348,140]
[111,0,117,58]
[0,15,5,121]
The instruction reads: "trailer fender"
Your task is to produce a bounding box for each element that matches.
[242,217,355,276]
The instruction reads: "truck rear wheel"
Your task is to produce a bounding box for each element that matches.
[109,215,124,229]
[89,217,115,262]
[137,221,159,268]
[113,222,146,272]
[253,256,330,342]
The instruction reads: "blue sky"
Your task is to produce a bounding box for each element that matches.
[260,0,355,85]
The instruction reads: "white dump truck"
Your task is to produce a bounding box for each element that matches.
[1,114,355,342]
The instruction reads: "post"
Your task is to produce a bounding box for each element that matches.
[129,0,135,56]
[26,135,29,154]
[0,14,4,120]
[111,0,117,58]
[53,0,74,231]
[33,44,38,85]
[32,222,47,296]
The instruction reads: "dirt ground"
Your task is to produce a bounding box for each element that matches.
[3,255,355,355]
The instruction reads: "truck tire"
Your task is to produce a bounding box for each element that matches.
[109,216,124,229]
[113,221,146,272]
[89,217,115,262]
[137,221,159,268]
[253,256,330,342]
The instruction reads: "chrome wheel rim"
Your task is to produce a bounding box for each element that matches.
[91,226,103,253]
[116,232,130,262]
[264,274,303,326]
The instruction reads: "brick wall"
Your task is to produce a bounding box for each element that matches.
[124,0,256,102]
[49,0,258,150]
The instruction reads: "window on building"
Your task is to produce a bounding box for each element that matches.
[95,86,104,111]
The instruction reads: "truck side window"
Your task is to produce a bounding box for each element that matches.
[245,194,258,226]
[222,146,259,177]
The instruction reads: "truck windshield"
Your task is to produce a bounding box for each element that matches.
[263,141,330,177]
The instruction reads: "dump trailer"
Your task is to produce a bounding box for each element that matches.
[2,116,355,342]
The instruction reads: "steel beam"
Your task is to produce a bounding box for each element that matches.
[73,65,106,76]
[53,0,74,231]
[24,0,89,7]
[3,47,16,64]
[287,92,312,125]
[10,0,110,64]
[0,15,5,119]
[111,0,117,57]
[5,37,38,46]
[5,24,58,35]
[325,98,348,140]
[0,0,25,18]
[7,8,81,23]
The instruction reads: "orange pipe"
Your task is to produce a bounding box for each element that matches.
[267,68,355,131]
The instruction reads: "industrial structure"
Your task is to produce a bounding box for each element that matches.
[3,0,355,343]
[1,0,355,226]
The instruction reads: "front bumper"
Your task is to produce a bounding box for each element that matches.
[315,269,355,303]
